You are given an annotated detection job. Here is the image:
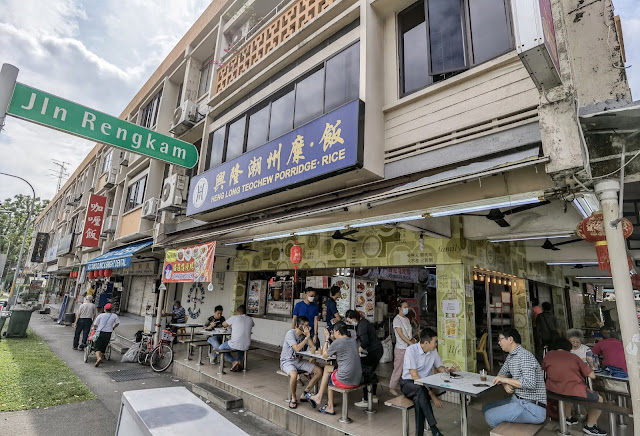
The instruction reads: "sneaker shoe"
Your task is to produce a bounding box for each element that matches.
[354,397,378,408]
[583,424,607,435]
[566,416,579,426]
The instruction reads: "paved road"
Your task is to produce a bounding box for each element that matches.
[0,313,292,436]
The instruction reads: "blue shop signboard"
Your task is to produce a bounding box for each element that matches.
[187,100,364,215]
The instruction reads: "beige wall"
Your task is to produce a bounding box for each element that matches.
[119,208,142,239]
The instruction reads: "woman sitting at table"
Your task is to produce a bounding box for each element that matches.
[567,328,595,367]
[306,321,362,415]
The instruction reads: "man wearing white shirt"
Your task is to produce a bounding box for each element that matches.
[400,328,459,436]
[218,305,254,372]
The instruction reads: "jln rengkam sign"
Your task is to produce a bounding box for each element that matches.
[0,65,198,168]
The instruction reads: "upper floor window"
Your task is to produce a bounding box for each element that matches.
[140,90,162,128]
[176,82,184,109]
[198,61,213,98]
[398,0,513,97]
[124,176,147,213]
[102,151,113,174]
[206,42,360,168]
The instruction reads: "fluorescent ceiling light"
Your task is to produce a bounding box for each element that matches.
[224,240,253,246]
[351,215,425,228]
[572,193,600,219]
[490,234,573,243]
[572,199,588,219]
[427,193,543,218]
[295,226,347,236]
[547,261,599,265]
[576,276,612,279]
[253,233,293,241]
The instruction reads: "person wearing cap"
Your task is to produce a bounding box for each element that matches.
[91,303,120,367]
[73,295,97,350]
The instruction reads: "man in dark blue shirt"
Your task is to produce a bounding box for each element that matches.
[325,286,342,330]
[293,288,319,346]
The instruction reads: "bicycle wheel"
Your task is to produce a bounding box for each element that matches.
[150,344,173,372]
[84,344,91,363]
[105,344,112,361]
[137,348,146,364]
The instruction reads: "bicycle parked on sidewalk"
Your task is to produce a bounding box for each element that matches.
[137,329,174,372]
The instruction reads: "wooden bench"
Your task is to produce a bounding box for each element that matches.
[547,392,633,436]
[490,421,546,436]
[329,383,373,423]
[384,395,414,436]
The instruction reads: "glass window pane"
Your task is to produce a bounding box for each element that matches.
[325,43,360,112]
[427,0,466,75]
[294,68,324,128]
[269,90,294,140]
[469,0,511,65]
[399,3,430,94]
[246,105,270,151]
[198,63,212,98]
[225,115,246,162]
[208,128,225,169]
[136,177,146,206]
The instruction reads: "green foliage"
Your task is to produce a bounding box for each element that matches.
[0,329,95,411]
[0,195,49,280]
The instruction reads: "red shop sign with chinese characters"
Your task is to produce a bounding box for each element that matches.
[81,194,107,247]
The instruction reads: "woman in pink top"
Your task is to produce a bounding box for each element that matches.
[591,331,627,372]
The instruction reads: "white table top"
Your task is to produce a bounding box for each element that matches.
[414,371,498,397]
[297,349,336,361]
[595,371,629,382]
[199,329,231,337]
[170,323,204,328]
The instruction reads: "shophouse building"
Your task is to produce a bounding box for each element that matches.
[29,0,633,374]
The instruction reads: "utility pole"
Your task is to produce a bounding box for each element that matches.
[594,179,640,431]
[50,160,70,192]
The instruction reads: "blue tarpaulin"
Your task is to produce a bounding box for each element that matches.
[86,239,153,271]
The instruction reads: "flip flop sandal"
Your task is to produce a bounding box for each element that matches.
[299,393,309,402]
[319,405,336,415]
[304,392,317,408]
[289,400,297,409]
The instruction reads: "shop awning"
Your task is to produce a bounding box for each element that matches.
[86,239,153,271]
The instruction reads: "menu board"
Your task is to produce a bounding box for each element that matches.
[267,301,292,315]
[247,280,266,316]
[306,276,329,288]
[354,277,375,322]
[331,276,352,316]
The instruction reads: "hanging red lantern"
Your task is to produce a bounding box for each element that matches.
[632,274,640,290]
[88,271,94,279]
[104,269,112,278]
[97,269,103,277]
[576,212,633,272]
[290,241,302,281]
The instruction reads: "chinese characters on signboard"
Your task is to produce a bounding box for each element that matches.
[31,232,50,263]
[162,241,216,283]
[81,194,107,247]
[187,100,363,215]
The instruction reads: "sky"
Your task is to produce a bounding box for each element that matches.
[0,0,639,203]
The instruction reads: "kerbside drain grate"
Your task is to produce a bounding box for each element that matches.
[104,367,156,382]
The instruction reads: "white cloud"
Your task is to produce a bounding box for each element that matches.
[615,0,640,99]
[0,0,210,202]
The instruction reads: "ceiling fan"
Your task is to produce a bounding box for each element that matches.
[461,201,551,227]
[236,244,259,252]
[541,238,582,251]
[332,229,358,242]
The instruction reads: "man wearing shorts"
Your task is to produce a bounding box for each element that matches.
[280,316,322,409]
[307,321,362,415]
[543,338,607,435]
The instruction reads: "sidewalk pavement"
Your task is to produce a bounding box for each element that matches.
[0,313,293,436]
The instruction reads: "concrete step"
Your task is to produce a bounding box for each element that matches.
[193,382,243,410]
[110,343,129,354]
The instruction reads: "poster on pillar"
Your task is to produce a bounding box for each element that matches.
[81,194,107,247]
[162,241,216,283]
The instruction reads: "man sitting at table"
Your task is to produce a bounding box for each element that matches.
[215,305,254,372]
[306,322,362,415]
[280,315,323,409]
[204,305,225,364]
[591,330,627,373]
[400,327,456,436]
[482,328,547,428]
[162,300,186,342]
[543,337,607,435]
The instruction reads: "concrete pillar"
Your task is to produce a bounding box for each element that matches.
[0,63,19,131]
[594,179,640,431]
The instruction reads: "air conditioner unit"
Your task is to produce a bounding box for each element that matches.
[119,151,130,167]
[104,166,118,188]
[169,100,198,136]
[142,197,160,220]
[159,174,188,212]
[103,216,117,234]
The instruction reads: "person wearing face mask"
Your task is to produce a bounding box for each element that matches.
[163,300,186,337]
[345,309,383,408]
[292,288,320,348]
[389,300,417,396]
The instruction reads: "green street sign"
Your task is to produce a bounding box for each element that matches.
[7,82,198,168]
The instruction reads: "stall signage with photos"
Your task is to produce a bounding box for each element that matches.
[354,278,375,322]
[187,100,363,215]
[31,232,50,263]
[162,241,216,283]
[331,276,352,316]
[81,194,107,247]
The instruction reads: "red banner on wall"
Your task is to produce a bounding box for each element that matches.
[162,241,216,283]
[81,194,107,247]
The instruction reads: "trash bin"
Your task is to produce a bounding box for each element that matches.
[0,312,9,339]
[4,308,35,338]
